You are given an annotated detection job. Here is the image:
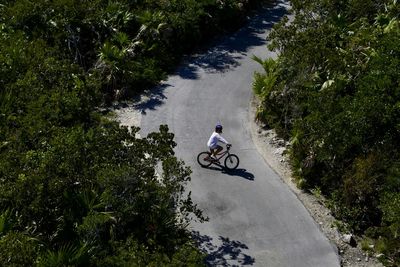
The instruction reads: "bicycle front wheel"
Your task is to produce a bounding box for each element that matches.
[224,154,239,170]
[197,152,213,167]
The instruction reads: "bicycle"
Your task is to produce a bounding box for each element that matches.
[197,144,239,170]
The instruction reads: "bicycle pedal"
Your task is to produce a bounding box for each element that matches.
[204,157,213,162]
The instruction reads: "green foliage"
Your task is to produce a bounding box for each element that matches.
[378,192,400,264]
[1,0,266,100]
[381,192,400,229]
[361,237,374,252]
[254,0,400,264]
[0,209,13,235]
[38,243,90,267]
[0,115,206,264]
[1,2,242,263]
[0,0,267,264]
[0,232,39,266]
[252,56,277,98]
[96,237,205,266]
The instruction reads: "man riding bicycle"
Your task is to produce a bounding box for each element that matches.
[207,124,230,161]
[197,124,239,169]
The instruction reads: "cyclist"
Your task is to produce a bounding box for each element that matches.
[207,124,230,161]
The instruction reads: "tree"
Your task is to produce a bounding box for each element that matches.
[253,0,400,264]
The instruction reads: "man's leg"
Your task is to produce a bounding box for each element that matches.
[210,148,215,158]
[215,146,223,156]
[210,145,222,160]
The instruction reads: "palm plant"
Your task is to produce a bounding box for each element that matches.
[96,37,128,93]
[38,243,91,267]
[252,56,279,122]
[252,56,278,97]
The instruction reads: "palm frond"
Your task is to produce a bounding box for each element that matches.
[0,209,13,235]
[252,55,277,73]
[39,243,90,267]
[252,72,266,96]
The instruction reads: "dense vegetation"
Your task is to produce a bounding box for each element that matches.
[253,0,399,265]
[0,0,266,265]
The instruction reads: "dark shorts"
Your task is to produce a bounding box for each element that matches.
[209,144,222,150]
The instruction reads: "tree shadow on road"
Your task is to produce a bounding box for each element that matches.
[130,83,170,114]
[177,0,288,79]
[192,231,255,266]
[124,1,288,113]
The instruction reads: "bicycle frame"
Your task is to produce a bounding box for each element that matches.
[212,149,230,161]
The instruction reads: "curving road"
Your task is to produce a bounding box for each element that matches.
[140,1,340,266]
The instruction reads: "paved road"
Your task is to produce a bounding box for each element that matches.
[140,1,340,266]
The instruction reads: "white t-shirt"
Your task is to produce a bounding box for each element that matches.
[207,132,228,149]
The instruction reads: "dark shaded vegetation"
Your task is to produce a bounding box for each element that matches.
[253,0,400,265]
[0,0,268,265]
[1,0,267,103]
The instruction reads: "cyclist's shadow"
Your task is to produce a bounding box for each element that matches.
[207,165,255,181]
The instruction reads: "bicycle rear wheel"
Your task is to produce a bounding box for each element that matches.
[224,154,239,170]
[197,152,213,167]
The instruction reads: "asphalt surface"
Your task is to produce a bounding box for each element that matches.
[140,1,340,266]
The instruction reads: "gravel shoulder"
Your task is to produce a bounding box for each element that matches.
[249,96,384,267]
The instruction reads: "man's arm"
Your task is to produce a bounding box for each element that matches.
[217,134,228,144]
